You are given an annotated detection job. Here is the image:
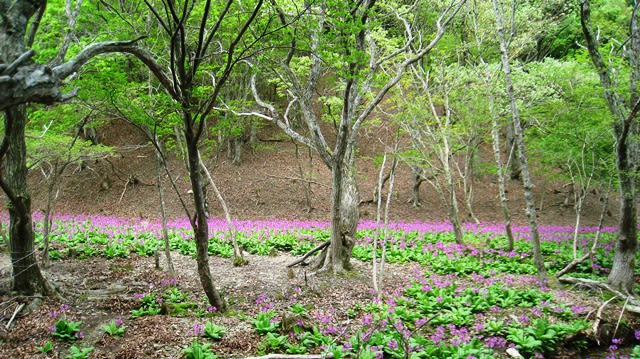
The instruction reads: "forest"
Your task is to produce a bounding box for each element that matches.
[1,0,640,358]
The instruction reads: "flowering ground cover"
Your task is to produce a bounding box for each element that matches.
[0,214,638,358]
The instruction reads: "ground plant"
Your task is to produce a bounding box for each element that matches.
[0,214,638,357]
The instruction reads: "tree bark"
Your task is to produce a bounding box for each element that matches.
[492,0,545,277]
[184,114,225,311]
[313,150,359,272]
[580,0,639,293]
[3,107,50,295]
[155,139,174,276]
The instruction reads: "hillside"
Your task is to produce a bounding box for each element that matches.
[19,119,615,229]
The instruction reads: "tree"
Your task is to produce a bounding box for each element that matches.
[96,0,270,310]
[0,0,144,295]
[250,0,466,272]
[580,0,639,293]
[491,0,546,277]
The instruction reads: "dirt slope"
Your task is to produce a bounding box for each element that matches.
[22,120,616,228]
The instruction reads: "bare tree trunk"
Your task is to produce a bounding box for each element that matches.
[505,123,520,180]
[184,116,225,311]
[3,107,51,295]
[313,151,358,272]
[408,168,424,207]
[492,0,545,278]
[487,81,515,250]
[41,165,57,269]
[580,0,640,293]
[461,140,480,224]
[294,141,313,212]
[155,140,174,276]
[199,153,245,265]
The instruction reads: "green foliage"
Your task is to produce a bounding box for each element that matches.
[51,319,83,341]
[36,340,54,353]
[182,341,218,359]
[253,310,280,335]
[131,293,162,318]
[102,319,126,337]
[202,322,226,341]
[64,345,94,359]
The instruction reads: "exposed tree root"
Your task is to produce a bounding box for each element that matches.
[287,241,329,268]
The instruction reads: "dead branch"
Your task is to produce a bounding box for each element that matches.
[559,276,640,314]
[592,295,618,345]
[287,241,330,268]
[5,303,24,330]
[265,174,328,188]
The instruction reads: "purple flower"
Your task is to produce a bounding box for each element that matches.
[484,336,507,349]
[207,306,217,313]
[74,331,85,339]
[635,329,640,340]
[190,323,204,337]
[133,293,144,300]
[519,315,529,325]
[531,307,542,317]
[361,314,373,326]
[388,339,398,350]
[60,304,70,312]
[115,318,124,327]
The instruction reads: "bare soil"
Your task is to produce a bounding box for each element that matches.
[0,120,628,358]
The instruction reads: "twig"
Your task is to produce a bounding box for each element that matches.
[613,296,630,339]
[287,241,330,268]
[265,174,329,188]
[6,303,24,330]
[118,180,129,204]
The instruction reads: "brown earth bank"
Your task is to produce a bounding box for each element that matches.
[15,120,620,228]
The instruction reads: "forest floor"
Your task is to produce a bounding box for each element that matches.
[0,247,634,359]
[0,120,633,358]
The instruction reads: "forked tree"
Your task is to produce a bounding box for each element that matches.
[250,0,466,272]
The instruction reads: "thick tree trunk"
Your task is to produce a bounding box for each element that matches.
[313,153,359,272]
[4,107,50,295]
[608,133,638,293]
[409,171,424,207]
[580,0,639,293]
[184,115,225,311]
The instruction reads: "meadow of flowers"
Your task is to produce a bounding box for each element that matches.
[5,213,640,358]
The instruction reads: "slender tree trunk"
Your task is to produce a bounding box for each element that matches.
[505,123,520,180]
[155,140,174,276]
[294,141,313,212]
[488,78,515,250]
[41,167,57,269]
[4,107,50,294]
[184,114,225,311]
[199,154,245,265]
[492,0,545,277]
